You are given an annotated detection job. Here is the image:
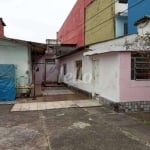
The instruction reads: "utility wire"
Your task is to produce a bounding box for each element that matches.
[63,0,145,43]
[59,0,118,38]
[86,0,145,32]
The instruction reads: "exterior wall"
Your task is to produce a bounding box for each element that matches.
[34,56,59,84]
[0,40,31,87]
[120,52,150,102]
[59,51,120,102]
[92,52,120,102]
[59,51,93,93]
[115,1,128,15]
[115,16,127,37]
[85,0,115,45]
[57,0,93,47]
[128,0,150,34]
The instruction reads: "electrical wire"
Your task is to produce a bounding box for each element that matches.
[86,0,145,32]
[58,0,118,38]
[62,0,145,43]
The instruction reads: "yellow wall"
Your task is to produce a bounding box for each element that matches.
[85,0,115,45]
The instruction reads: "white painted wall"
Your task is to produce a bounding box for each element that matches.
[93,53,120,102]
[59,51,93,93]
[137,21,150,36]
[60,50,120,102]
[115,1,128,15]
[0,40,30,86]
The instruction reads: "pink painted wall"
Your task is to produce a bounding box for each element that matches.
[57,0,93,47]
[120,52,150,102]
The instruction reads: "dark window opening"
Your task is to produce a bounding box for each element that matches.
[45,59,55,64]
[119,0,128,3]
[76,60,82,80]
[63,64,67,75]
[124,23,128,35]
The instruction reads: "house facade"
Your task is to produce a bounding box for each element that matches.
[56,1,150,112]
[58,16,150,112]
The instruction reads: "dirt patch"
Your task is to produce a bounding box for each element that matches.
[127,112,150,125]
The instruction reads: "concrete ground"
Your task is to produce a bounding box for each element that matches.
[0,105,150,150]
[1,85,150,149]
[16,85,90,103]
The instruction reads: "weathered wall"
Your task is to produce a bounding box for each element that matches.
[57,0,93,47]
[91,52,120,102]
[59,50,120,102]
[0,40,31,87]
[120,52,150,102]
[137,21,150,36]
[85,0,115,45]
[59,50,93,92]
[34,56,59,84]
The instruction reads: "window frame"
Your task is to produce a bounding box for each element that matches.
[63,64,67,75]
[75,60,82,80]
[131,52,150,80]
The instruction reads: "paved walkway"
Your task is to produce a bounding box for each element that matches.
[11,100,102,111]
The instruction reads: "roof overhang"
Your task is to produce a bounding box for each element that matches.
[84,34,138,56]
[134,16,150,26]
[0,37,46,54]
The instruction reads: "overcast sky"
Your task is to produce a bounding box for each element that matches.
[0,0,76,43]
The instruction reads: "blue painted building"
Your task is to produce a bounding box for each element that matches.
[128,0,150,34]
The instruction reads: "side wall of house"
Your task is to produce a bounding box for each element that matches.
[120,52,150,102]
[85,0,115,45]
[59,51,93,93]
[59,51,120,102]
[0,40,31,87]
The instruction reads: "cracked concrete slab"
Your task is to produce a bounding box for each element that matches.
[0,105,150,150]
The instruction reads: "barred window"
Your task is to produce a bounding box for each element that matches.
[131,52,150,80]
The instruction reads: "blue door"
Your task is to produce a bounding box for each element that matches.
[0,64,16,101]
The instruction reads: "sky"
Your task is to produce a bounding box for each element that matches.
[0,0,76,43]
